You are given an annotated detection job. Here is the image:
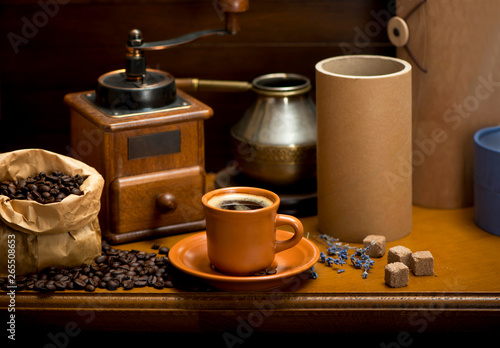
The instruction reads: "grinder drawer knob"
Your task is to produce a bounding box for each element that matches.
[156,193,177,214]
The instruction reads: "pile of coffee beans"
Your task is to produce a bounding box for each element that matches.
[0,240,213,292]
[0,171,85,204]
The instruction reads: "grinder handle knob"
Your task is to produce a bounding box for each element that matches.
[218,0,249,34]
[156,193,178,214]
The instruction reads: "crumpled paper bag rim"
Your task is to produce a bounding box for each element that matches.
[0,148,104,235]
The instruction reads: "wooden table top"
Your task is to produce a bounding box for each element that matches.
[2,205,500,337]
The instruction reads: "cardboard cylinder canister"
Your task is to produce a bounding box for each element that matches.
[315,55,412,242]
[474,126,500,236]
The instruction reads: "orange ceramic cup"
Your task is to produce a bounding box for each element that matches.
[201,186,304,276]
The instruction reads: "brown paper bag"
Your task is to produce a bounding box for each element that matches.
[0,149,104,277]
[391,0,500,208]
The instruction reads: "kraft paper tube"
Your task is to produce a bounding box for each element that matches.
[315,55,412,242]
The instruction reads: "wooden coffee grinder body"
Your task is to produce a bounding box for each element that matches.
[65,89,213,244]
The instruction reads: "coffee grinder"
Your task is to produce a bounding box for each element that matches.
[65,0,249,244]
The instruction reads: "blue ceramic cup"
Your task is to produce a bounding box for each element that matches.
[474,126,500,236]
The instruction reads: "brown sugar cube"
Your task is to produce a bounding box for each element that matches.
[411,251,434,276]
[385,262,409,288]
[363,235,386,257]
[387,245,412,267]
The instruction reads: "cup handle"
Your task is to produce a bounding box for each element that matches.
[274,214,304,253]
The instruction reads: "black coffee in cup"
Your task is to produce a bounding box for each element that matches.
[207,193,273,211]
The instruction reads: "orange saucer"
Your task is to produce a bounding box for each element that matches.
[169,230,320,291]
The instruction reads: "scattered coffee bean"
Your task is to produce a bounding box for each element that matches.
[74,279,87,288]
[158,246,169,255]
[134,280,147,287]
[106,280,119,291]
[122,279,134,290]
[154,280,165,289]
[54,281,67,290]
[254,267,278,276]
[95,255,107,264]
[0,239,214,293]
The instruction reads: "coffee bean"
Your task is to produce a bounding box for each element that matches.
[106,280,119,291]
[71,188,83,195]
[147,275,157,286]
[78,275,89,282]
[122,279,134,290]
[134,280,147,287]
[0,171,86,204]
[54,281,67,290]
[34,280,46,291]
[115,274,126,283]
[99,265,110,273]
[74,279,87,288]
[16,179,27,189]
[136,251,148,260]
[154,280,165,289]
[95,255,107,264]
[112,262,121,269]
[265,267,277,275]
[55,193,66,201]
[59,275,70,282]
[39,185,51,193]
[0,238,215,293]
[158,246,169,255]
[46,175,59,183]
[6,186,16,195]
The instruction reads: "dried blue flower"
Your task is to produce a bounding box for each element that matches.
[337,269,345,274]
[316,234,375,279]
[307,266,318,279]
[326,257,335,266]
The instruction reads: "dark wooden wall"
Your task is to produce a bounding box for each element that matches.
[0,0,394,172]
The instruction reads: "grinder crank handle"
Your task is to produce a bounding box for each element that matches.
[127,0,249,51]
[125,0,249,80]
[219,0,250,35]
